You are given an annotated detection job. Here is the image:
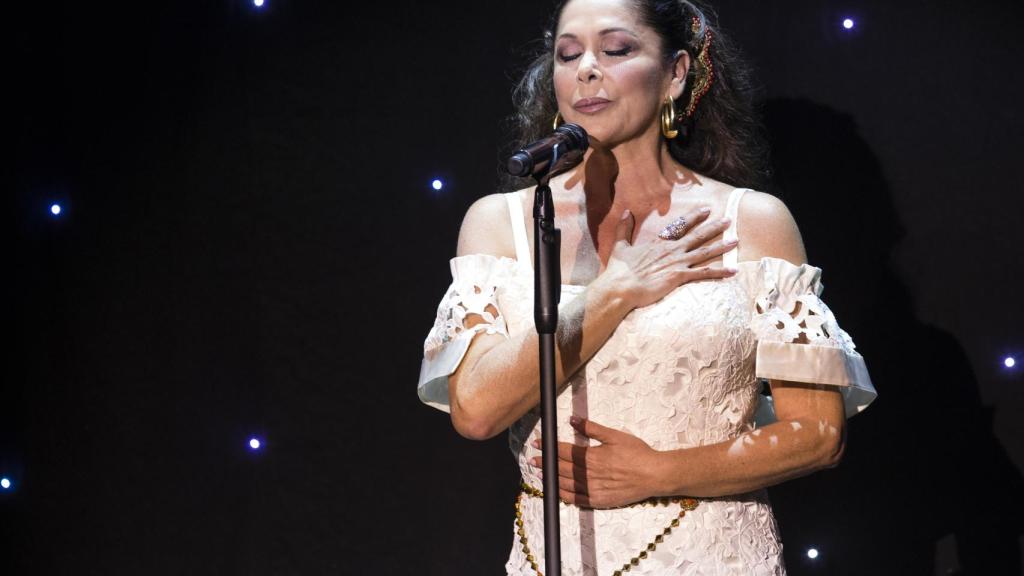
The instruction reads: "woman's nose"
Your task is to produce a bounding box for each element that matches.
[577,51,602,83]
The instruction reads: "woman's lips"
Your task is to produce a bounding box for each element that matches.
[573,99,611,114]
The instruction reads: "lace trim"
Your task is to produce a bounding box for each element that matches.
[437,281,508,344]
[749,259,858,352]
[744,257,876,419]
[423,255,510,357]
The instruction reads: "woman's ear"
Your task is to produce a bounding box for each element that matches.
[669,49,691,100]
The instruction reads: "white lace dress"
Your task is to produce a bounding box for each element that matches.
[417,188,877,576]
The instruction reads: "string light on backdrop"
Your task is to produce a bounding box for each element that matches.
[431,179,443,191]
[807,548,819,559]
[1005,356,1016,369]
[842,18,855,30]
[1,478,11,490]
[50,203,62,216]
[249,438,262,450]
[254,0,265,7]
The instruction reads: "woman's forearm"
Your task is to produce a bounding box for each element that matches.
[652,417,846,498]
[453,276,633,440]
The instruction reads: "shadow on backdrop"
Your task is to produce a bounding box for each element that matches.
[762,98,1023,575]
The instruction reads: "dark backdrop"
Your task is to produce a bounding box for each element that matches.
[7,0,1023,574]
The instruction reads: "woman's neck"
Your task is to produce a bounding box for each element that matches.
[565,126,704,216]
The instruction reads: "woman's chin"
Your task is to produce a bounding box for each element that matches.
[579,125,658,152]
[584,134,626,153]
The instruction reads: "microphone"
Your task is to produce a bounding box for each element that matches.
[506,123,589,178]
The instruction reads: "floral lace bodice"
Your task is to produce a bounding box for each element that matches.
[417,189,876,575]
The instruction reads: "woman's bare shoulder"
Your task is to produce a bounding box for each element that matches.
[688,174,737,209]
[736,190,808,265]
[455,191,521,259]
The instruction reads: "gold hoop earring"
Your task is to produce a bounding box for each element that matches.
[553,111,563,130]
[661,95,679,139]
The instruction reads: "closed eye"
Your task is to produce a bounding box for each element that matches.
[558,48,633,62]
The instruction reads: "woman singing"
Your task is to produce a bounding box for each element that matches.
[417,0,877,573]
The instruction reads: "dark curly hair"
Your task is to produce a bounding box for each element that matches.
[498,0,771,192]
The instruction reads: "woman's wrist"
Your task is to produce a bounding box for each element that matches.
[650,447,689,498]
[588,274,635,318]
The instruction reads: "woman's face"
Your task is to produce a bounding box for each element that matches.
[553,0,686,147]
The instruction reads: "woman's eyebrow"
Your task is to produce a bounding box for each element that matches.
[557,27,639,40]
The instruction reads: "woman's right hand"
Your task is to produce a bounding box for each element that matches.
[599,206,738,310]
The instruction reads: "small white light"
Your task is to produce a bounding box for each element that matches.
[1006,357,1016,368]
[1,478,11,489]
[432,179,443,191]
[51,204,62,215]
[807,548,819,559]
[843,18,855,30]
[254,0,265,7]
[249,438,261,450]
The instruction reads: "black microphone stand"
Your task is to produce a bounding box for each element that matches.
[508,123,586,576]
[533,158,562,576]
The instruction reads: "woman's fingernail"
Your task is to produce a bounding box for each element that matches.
[700,207,712,214]
[621,209,631,220]
[569,415,582,425]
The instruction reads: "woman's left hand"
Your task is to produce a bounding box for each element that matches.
[530,416,663,509]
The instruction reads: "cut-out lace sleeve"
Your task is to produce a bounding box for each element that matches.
[417,254,513,413]
[749,257,877,419]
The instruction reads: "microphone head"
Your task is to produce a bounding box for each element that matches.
[554,123,589,151]
[504,122,590,178]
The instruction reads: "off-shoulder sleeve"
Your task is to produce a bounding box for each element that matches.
[748,257,877,419]
[417,254,514,413]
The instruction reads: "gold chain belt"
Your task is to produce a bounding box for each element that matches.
[514,481,699,576]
